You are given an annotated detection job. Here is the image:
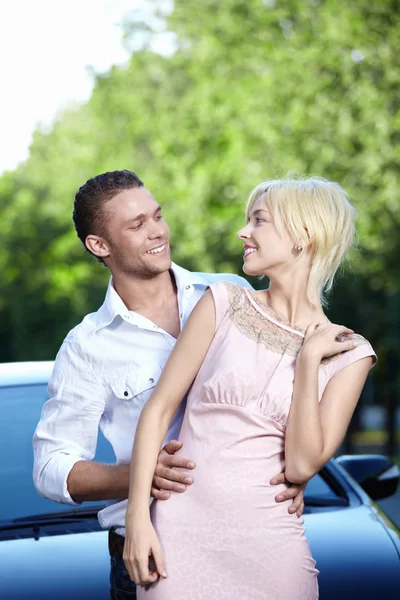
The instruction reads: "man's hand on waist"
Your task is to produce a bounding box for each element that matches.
[152,440,195,500]
[270,471,306,518]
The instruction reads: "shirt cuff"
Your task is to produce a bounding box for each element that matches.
[97,496,154,531]
[98,498,128,529]
[36,455,84,505]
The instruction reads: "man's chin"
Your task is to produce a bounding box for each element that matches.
[145,255,172,274]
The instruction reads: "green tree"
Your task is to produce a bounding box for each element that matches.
[0,0,399,401]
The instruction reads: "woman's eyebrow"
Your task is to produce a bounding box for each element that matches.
[251,208,269,217]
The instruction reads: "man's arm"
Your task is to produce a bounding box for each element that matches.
[33,339,109,504]
[66,461,130,502]
[33,339,196,505]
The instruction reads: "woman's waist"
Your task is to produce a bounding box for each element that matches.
[152,483,304,530]
[167,444,289,500]
[177,446,286,475]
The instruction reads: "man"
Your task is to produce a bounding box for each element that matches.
[33,170,305,600]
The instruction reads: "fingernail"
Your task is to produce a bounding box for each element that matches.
[178,484,186,492]
[276,495,284,502]
[185,477,193,484]
[289,507,296,513]
[162,570,167,578]
[187,462,195,469]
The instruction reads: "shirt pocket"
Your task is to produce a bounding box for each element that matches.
[110,365,162,406]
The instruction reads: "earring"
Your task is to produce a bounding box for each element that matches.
[294,245,303,252]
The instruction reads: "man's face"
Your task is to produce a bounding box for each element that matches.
[101,187,171,278]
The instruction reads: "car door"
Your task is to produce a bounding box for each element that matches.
[0,381,113,599]
[304,467,400,599]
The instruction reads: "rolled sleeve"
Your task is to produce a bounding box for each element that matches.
[33,339,107,504]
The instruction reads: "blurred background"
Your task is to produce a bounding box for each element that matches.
[0,0,399,511]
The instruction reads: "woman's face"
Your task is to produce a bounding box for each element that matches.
[236,195,299,277]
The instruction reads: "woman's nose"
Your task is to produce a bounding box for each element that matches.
[237,224,250,240]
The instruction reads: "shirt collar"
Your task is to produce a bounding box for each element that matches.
[93,278,128,332]
[93,262,208,332]
[170,262,208,290]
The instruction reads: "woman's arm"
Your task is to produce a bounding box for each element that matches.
[285,323,373,484]
[123,289,216,584]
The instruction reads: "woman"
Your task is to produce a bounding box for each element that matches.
[123,176,376,599]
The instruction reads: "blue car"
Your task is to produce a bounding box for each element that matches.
[0,361,399,599]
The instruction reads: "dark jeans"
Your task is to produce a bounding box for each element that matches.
[110,555,137,600]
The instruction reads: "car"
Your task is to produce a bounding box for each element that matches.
[0,361,399,599]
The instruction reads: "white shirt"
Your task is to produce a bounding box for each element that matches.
[33,263,251,533]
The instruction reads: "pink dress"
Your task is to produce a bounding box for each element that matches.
[138,282,376,600]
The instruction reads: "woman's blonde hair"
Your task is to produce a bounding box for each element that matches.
[245,175,357,303]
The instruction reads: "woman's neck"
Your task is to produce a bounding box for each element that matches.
[266,272,325,330]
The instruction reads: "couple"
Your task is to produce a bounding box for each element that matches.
[33,170,375,599]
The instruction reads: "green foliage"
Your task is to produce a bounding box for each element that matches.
[0,0,399,396]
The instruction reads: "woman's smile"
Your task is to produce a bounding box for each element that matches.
[244,245,257,259]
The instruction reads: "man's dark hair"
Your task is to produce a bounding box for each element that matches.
[73,170,144,264]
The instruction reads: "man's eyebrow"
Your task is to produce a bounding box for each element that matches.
[125,214,146,223]
[124,206,162,224]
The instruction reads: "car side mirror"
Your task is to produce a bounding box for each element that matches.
[336,454,400,501]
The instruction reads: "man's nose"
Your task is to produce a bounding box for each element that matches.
[149,218,167,238]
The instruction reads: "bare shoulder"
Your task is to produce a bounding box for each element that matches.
[187,288,216,324]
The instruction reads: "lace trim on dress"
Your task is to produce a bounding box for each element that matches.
[224,282,369,362]
[250,292,306,335]
[226,282,304,356]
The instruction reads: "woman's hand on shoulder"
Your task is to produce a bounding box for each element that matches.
[299,322,358,363]
[123,514,167,585]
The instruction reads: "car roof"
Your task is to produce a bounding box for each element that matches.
[0,361,54,387]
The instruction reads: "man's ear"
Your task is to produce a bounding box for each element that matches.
[85,234,111,259]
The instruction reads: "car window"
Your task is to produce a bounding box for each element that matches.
[304,472,341,502]
[0,383,115,522]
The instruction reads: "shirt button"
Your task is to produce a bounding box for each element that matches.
[149,378,154,384]
[185,285,191,290]
[124,391,129,397]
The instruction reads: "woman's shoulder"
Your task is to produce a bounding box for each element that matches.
[206,280,251,323]
[322,331,377,376]
[208,279,250,299]
[336,331,371,346]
